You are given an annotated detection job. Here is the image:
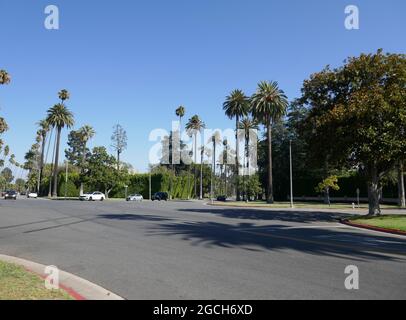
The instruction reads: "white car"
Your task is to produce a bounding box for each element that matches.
[126,194,143,202]
[27,192,38,199]
[79,192,105,201]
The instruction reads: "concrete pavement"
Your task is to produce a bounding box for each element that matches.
[0,198,405,299]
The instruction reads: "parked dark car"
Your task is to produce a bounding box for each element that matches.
[152,192,168,201]
[216,195,227,202]
[4,190,17,200]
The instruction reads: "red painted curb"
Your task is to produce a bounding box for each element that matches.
[23,267,86,300]
[341,220,406,236]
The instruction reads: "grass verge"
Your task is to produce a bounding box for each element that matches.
[0,261,73,300]
[210,201,400,210]
[349,215,406,233]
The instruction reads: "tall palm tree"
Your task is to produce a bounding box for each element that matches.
[239,117,258,176]
[0,70,11,85]
[223,89,249,201]
[199,145,205,200]
[175,106,186,166]
[209,132,221,199]
[239,117,258,201]
[46,101,74,197]
[251,81,288,204]
[186,115,205,198]
[37,119,50,192]
[58,89,70,102]
[78,125,95,195]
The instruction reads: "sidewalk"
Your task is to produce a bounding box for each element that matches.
[0,254,124,300]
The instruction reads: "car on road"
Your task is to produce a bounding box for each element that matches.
[126,194,143,202]
[216,195,228,202]
[27,192,38,199]
[151,192,168,201]
[79,192,106,201]
[4,190,17,200]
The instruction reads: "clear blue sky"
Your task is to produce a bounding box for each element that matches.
[1,0,405,174]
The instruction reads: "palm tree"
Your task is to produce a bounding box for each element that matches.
[46,101,74,197]
[239,117,258,175]
[239,117,258,201]
[58,89,70,102]
[186,115,205,198]
[37,119,50,192]
[0,70,11,85]
[251,81,288,204]
[223,89,249,201]
[210,131,221,199]
[175,106,186,165]
[78,125,95,195]
[199,145,205,200]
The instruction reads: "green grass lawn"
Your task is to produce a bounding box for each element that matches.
[211,201,400,210]
[0,261,73,300]
[350,215,406,232]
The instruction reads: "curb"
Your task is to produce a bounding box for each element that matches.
[340,220,406,236]
[0,254,124,300]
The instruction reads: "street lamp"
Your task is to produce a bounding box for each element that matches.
[289,140,294,209]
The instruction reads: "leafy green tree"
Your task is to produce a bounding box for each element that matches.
[15,178,26,193]
[111,124,127,171]
[251,81,289,204]
[315,176,340,206]
[81,147,119,198]
[1,167,13,189]
[46,91,74,197]
[298,50,406,215]
[65,125,95,195]
[223,89,249,200]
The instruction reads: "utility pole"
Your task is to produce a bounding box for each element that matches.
[290,140,294,209]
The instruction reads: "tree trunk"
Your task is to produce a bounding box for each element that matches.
[398,161,405,208]
[194,134,197,199]
[52,128,61,198]
[367,166,381,216]
[117,151,120,171]
[235,116,240,201]
[266,122,274,204]
[80,144,87,196]
[39,135,46,194]
[200,153,203,200]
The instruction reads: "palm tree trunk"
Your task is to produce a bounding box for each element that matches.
[398,161,405,208]
[52,127,61,197]
[267,122,274,204]
[39,135,46,193]
[235,116,240,201]
[200,149,203,200]
[194,134,197,199]
[80,143,87,196]
[48,133,57,197]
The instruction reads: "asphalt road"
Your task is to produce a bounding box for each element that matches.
[0,198,405,299]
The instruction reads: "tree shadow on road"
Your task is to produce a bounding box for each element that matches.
[97,213,172,222]
[178,208,352,223]
[148,221,406,262]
